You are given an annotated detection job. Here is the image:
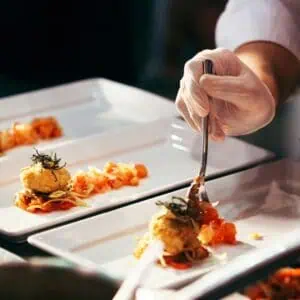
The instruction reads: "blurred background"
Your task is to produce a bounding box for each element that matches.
[0,0,227,99]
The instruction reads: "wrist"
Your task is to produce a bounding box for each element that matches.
[235,41,300,107]
[235,51,279,107]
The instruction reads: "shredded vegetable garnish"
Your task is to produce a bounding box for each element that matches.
[250,233,263,240]
[71,162,148,197]
[15,161,148,213]
[0,116,62,154]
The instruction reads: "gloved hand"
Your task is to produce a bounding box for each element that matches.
[175,48,276,141]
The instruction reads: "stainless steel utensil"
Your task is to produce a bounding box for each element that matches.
[113,240,164,300]
[186,59,213,203]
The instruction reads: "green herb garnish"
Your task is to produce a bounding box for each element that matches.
[31,148,66,170]
[156,196,203,223]
[31,149,66,182]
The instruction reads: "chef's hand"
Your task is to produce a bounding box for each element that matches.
[175,48,276,141]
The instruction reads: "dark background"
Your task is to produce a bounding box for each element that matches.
[0,0,227,99]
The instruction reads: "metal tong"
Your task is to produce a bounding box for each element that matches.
[186,59,213,203]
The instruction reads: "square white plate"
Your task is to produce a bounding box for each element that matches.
[0,78,177,159]
[29,159,296,289]
[0,118,273,241]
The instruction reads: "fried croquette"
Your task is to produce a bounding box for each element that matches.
[149,209,200,255]
[20,163,71,193]
[135,208,201,259]
[134,196,237,269]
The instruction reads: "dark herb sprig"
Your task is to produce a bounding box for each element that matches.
[31,149,67,182]
[156,196,203,223]
[31,148,66,170]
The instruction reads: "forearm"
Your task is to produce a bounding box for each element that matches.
[235,42,300,107]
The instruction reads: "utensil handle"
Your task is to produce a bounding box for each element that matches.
[113,240,163,300]
[199,59,213,177]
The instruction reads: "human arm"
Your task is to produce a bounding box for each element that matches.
[235,41,300,107]
[175,0,300,140]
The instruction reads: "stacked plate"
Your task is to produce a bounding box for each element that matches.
[0,78,274,242]
[28,159,300,294]
[2,78,294,299]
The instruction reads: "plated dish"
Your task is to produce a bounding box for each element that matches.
[27,185,247,289]
[28,159,300,289]
[134,195,236,270]
[0,79,177,166]
[0,118,273,241]
[0,79,177,140]
[0,116,62,154]
[15,149,148,213]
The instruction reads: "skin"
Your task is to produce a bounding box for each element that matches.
[178,42,300,141]
[235,42,300,107]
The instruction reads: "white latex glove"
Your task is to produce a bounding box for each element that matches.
[175,48,276,141]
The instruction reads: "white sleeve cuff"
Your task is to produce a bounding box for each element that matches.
[216,0,300,61]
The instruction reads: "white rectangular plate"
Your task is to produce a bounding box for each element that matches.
[0,118,273,241]
[29,159,297,289]
[0,247,24,265]
[135,289,248,300]
[0,78,177,159]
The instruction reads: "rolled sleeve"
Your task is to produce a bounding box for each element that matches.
[216,0,300,61]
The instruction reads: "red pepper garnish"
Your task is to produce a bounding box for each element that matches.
[164,256,192,270]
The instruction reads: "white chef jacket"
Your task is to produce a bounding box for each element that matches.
[216,0,300,61]
[214,0,300,158]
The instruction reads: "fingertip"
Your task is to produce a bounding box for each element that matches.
[176,97,201,133]
[181,85,210,119]
[179,112,199,132]
[175,85,182,101]
[186,117,201,133]
[175,88,185,112]
[218,134,226,142]
[175,97,183,113]
[210,118,226,141]
[191,125,202,134]
[190,100,209,118]
[197,109,209,118]
[210,133,225,142]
